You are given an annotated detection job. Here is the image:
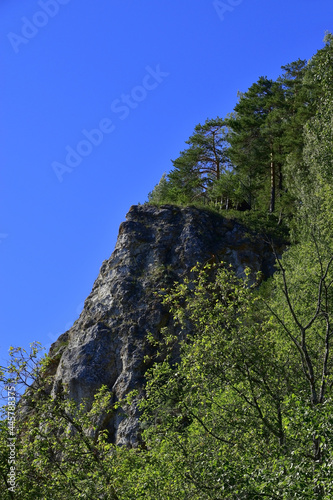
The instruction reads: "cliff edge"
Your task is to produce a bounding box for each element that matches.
[47,204,283,446]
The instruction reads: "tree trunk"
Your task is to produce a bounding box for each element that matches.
[269,151,275,213]
[278,162,283,194]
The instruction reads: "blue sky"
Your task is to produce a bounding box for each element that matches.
[1,0,332,365]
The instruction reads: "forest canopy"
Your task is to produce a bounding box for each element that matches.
[148,32,333,221]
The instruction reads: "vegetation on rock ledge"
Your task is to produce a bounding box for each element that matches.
[1,33,333,499]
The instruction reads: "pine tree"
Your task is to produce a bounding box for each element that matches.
[167,117,230,203]
[147,173,169,204]
[227,77,279,211]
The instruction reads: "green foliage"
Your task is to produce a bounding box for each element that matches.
[207,170,247,210]
[1,33,333,499]
[149,117,230,205]
[138,258,333,498]
[285,33,333,249]
[227,76,284,212]
[148,173,170,204]
[147,33,332,224]
[2,245,333,498]
[0,345,145,499]
[222,208,290,243]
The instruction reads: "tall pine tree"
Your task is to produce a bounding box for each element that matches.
[227,77,280,211]
[155,117,230,204]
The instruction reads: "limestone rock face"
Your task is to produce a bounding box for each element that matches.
[48,204,282,446]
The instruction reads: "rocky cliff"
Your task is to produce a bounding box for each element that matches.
[47,204,282,446]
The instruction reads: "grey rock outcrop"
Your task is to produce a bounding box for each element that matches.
[48,204,283,446]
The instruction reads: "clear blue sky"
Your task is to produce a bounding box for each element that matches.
[1,0,332,364]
